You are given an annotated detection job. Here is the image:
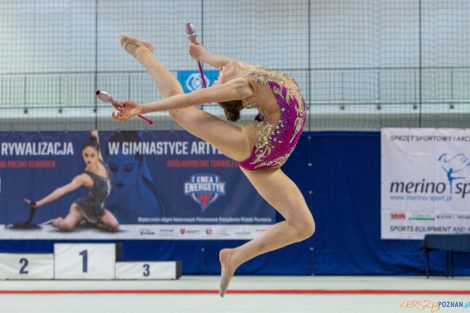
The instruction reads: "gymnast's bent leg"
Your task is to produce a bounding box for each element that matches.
[219,167,315,296]
[51,203,83,231]
[97,209,119,232]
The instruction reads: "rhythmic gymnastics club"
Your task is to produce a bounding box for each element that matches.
[95,90,154,125]
[185,22,207,88]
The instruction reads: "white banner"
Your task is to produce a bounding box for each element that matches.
[0,224,269,240]
[381,128,470,239]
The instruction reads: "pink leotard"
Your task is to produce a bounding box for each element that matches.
[239,67,306,170]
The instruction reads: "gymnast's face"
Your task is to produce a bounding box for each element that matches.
[107,154,140,189]
[82,146,100,167]
[214,60,243,85]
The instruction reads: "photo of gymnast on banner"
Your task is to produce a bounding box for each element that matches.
[0,131,274,239]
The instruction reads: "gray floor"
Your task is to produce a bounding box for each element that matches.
[0,276,469,313]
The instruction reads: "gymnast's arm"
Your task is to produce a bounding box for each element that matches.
[90,130,103,162]
[188,41,231,69]
[113,78,254,120]
[24,174,90,208]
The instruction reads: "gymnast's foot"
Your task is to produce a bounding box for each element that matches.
[78,219,93,228]
[219,248,236,297]
[51,217,63,228]
[118,34,154,59]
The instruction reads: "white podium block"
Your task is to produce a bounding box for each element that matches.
[115,261,181,280]
[0,253,54,279]
[54,243,115,279]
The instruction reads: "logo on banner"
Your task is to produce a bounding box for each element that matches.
[139,228,155,236]
[176,70,219,93]
[177,70,219,94]
[390,213,406,220]
[185,73,211,92]
[388,153,470,199]
[184,174,226,211]
[158,228,175,237]
[216,229,231,237]
[408,213,435,221]
[438,153,470,195]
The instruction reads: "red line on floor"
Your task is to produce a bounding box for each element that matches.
[0,289,469,295]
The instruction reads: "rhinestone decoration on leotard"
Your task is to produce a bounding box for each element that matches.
[240,67,306,170]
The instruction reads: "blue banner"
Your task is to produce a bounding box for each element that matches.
[177,70,219,93]
[0,131,274,239]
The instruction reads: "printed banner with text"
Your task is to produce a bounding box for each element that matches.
[381,128,470,239]
[0,131,274,239]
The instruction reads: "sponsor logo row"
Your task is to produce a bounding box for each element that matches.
[138,225,268,239]
[389,213,470,220]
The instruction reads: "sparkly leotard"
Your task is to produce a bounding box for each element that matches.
[239,67,306,170]
[74,160,112,223]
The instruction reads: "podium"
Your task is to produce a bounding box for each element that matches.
[115,261,182,280]
[0,253,54,279]
[0,243,181,280]
[54,243,116,279]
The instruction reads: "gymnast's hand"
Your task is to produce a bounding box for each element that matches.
[188,40,205,62]
[24,198,39,209]
[112,100,143,121]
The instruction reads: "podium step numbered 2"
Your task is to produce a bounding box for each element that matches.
[0,243,181,280]
[0,253,54,279]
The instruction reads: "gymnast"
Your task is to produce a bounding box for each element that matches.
[114,34,315,297]
[24,131,119,232]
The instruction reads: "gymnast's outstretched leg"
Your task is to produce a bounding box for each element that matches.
[118,34,184,98]
[118,35,252,161]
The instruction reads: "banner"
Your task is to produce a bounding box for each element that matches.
[177,70,219,93]
[381,128,470,239]
[0,131,274,239]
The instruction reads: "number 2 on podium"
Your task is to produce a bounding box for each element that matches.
[19,258,29,274]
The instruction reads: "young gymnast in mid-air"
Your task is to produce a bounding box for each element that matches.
[114,34,315,297]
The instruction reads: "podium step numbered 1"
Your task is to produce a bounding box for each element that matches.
[0,243,181,280]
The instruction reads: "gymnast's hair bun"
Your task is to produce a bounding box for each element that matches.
[218,100,244,122]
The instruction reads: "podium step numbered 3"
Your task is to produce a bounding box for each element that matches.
[0,243,181,280]
[115,261,182,280]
